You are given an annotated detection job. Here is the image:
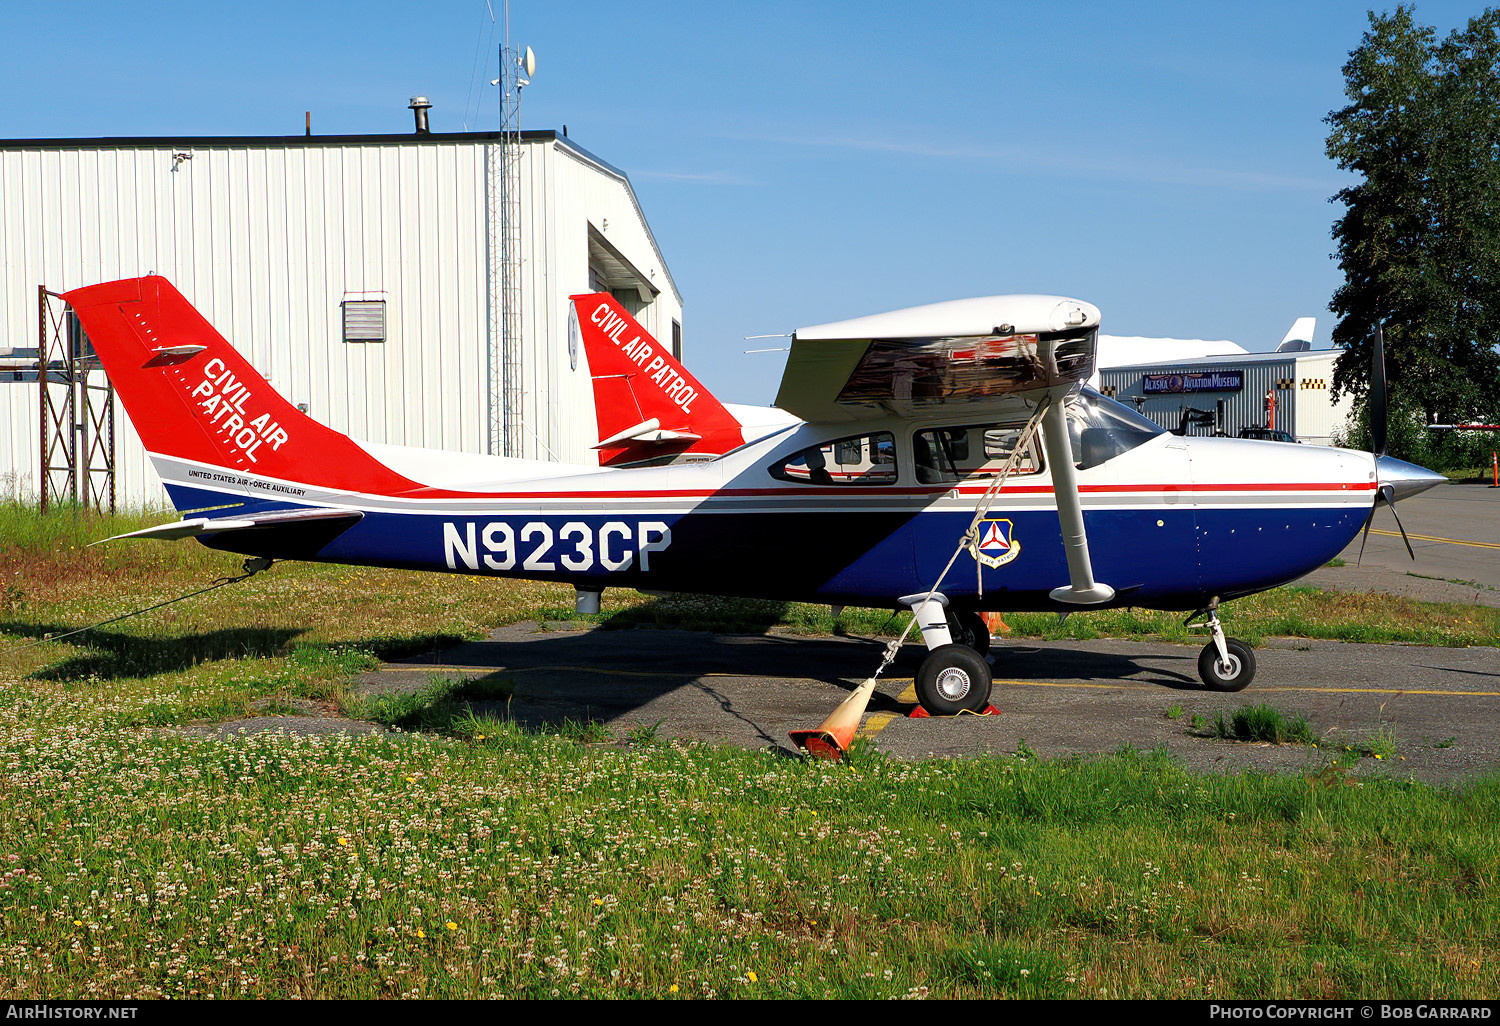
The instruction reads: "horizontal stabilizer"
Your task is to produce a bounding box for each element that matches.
[591,417,703,449]
[594,418,661,448]
[93,508,363,545]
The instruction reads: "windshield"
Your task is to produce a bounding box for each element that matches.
[1065,387,1165,470]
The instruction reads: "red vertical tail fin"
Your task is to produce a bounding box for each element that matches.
[62,276,419,501]
[571,292,744,465]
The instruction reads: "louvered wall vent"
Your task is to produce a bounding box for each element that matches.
[342,299,387,343]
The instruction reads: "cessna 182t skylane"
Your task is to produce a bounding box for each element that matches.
[67,276,1443,740]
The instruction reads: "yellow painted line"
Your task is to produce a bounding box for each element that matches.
[389,664,518,673]
[1371,528,1500,550]
[1257,685,1500,697]
[995,678,1152,690]
[397,664,723,680]
[993,679,1500,697]
[513,664,697,679]
[417,664,929,686]
[392,665,1500,698]
[856,712,901,738]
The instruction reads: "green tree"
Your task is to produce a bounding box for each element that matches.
[1326,6,1500,432]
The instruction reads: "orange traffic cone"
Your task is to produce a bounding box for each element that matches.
[789,677,878,760]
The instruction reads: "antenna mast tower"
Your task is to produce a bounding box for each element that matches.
[488,7,531,457]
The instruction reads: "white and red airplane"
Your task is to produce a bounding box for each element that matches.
[66,276,1442,750]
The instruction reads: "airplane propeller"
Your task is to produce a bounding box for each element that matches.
[1357,320,1417,562]
[1370,322,1388,458]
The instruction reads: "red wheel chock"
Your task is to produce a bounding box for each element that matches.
[906,704,1001,719]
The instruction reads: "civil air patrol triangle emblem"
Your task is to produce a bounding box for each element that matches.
[973,518,1021,569]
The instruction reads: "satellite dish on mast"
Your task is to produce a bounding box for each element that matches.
[523,46,536,78]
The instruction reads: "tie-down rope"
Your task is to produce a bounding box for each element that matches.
[0,557,274,659]
[865,398,1052,683]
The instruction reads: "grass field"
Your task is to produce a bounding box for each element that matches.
[2,504,1499,998]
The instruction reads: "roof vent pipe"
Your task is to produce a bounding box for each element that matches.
[408,96,432,134]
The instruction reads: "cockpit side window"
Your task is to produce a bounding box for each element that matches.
[912,423,1043,484]
[770,432,898,485]
[1065,387,1165,470]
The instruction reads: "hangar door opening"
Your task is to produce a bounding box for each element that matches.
[587,224,659,328]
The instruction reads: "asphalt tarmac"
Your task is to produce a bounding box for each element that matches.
[360,622,1500,784]
[1306,479,1500,606]
[341,479,1500,782]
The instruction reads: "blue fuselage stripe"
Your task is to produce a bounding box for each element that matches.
[174,481,1367,612]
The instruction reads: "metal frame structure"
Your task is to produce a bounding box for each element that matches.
[37,286,115,513]
[488,40,526,458]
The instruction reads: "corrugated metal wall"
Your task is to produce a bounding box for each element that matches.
[1098,352,1354,444]
[1101,359,1293,437]
[1290,353,1354,444]
[0,134,682,506]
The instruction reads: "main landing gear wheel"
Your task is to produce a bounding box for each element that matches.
[947,610,991,656]
[915,643,993,716]
[1198,637,1256,692]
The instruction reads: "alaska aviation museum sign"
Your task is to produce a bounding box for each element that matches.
[1141,371,1244,394]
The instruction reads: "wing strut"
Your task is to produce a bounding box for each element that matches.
[1038,388,1115,606]
[791,384,1113,758]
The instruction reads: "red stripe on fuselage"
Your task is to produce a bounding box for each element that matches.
[389,480,1377,501]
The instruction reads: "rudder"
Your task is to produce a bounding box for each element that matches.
[63,276,419,503]
[571,292,744,465]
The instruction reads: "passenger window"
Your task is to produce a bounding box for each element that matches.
[913,424,1042,484]
[771,432,897,485]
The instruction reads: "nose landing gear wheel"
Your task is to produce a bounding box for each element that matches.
[915,643,993,715]
[1198,637,1255,692]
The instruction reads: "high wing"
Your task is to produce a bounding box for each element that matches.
[774,295,1100,423]
[777,294,1113,605]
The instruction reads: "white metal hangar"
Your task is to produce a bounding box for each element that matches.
[1097,348,1354,445]
[0,119,682,508]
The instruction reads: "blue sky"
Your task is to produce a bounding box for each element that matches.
[2,1,1487,404]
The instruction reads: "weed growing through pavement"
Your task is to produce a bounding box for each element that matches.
[1209,705,1318,745]
[1346,722,1402,761]
[626,721,665,747]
